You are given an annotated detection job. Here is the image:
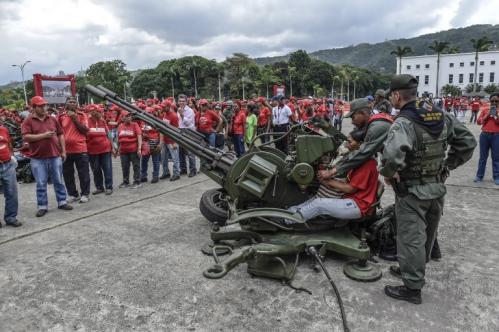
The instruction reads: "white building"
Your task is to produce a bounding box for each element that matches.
[397,50,499,97]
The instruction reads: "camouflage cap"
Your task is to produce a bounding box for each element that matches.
[388,74,418,93]
[345,98,370,118]
[375,89,386,97]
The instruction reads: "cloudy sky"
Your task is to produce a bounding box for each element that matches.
[1,0,498,84]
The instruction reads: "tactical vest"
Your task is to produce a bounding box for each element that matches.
[399,121,448,184]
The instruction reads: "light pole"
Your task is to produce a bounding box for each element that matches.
[12,60,31,106]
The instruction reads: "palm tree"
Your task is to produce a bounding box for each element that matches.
[391,46,413,74]
[186,59,200,98]
[167,65,177,99]
[471,37,493,92]
[446,46,460,54]
[428,41,449,97]
[258,67,277,99]
[288,66,297,97]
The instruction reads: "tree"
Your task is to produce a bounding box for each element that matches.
[471,37,493,92]
[185,59,200,98]
[441,84,462,96]
[428,41,449,97]
[288,66,297,97]
[465,83,482,93]
[446,46,460,54]
[484,83,498,94]
[130,69,163,99]
[85,60,131,96]
[257,66,278,99]
[390,46,413,74]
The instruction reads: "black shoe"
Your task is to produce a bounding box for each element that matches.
[431,238,442,261]
[159,174,170,180]
[105,189,113,195]
[58,204,73,211]
[151,177,159,184]
[6,220,22,227]
[92,189,105,195]
[384,285,422,304]
[389,266,402,279]
[379,246,398,261]
[188,171,196,178]
[170,175,180,181]
[140,178,148,183]
[180,170,187,175]
[36,209,48,217]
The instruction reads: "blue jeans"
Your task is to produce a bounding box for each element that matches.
[0,160,18,223]
[161,143,180,177]
[89,152,113,190]
[232,134,245,157]
[203,132,216,147]
[179,147,196,174]
[476,132,499,180]
[30,157,68,209]
[141,152,161,179]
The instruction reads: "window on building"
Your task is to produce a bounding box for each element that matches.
[479,73,484,83]
[424,75,429,85]
[448,74,453,84]
[469,73,474,83]
[449,63,454,68]
[490,72,495,83]
[460,62,464,67]
[415,75,420,83]
[459,74,464,83]
[492,60,496,65]
[416,64,420,69]
[470,61,475,66]
[406,65,411,70]
[425,64,430,69]
[480,61,485,66]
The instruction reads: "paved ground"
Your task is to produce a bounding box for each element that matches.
[0,115,498,332]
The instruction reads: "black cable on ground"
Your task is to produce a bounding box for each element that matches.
[308,246,350,332]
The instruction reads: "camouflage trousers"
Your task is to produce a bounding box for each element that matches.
[395,194,444,290]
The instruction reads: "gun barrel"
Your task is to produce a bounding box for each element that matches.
[84,85,233,172]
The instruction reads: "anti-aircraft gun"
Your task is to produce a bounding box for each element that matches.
[85,85,395,284]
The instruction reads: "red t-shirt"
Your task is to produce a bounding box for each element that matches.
[196,110,220,134]
[161,111,179,144]
[471,101,481,111]
[118,122,142,153]
[477,106,499,133]
[315,105,328,118]
[258,107,271,127]
[105,111,119,129]
[0,126,12,162]
[141,122,160,142]
[58,111,88,153]
[232,111,246,135]
[344,159,379,216]
[87,118,112,155]
[21,115,63,159]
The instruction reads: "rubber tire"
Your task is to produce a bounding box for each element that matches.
[199,188,229,225]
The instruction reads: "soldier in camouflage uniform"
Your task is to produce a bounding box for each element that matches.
[373,89,393,115]
[319,98,393,180]
[381,75,476,304]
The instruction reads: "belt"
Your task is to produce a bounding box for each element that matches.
[401,176,442,186]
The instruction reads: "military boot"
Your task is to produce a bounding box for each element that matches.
[431,238,442,261]
[384,285,422,304]
[389,265,401,279]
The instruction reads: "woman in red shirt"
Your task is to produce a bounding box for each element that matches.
[231,103,246,157]
[140,107,162,183]
[257,97,271,143]
[117,112,142,189]
[475,93,499,185]
[87,104,114,195]
[196,99,222,147]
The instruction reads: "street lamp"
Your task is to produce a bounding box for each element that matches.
[12,60,31,106]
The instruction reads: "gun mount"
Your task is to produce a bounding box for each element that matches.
[85,85,396,287]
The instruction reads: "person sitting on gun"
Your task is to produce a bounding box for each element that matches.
[286,129,378,223]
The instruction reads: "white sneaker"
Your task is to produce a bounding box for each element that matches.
[67,195,79,203]
[131,183,142,189]
[79,195,89,203]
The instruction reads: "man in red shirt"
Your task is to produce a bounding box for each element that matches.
[21,96,73,217]
[117,112,142,188]
[231,103,246,157]
[0,122,21,227]
[159,102,181,181]
[470,97,481,124]
[475,93,499,185]
[58,96,90,203]
[87,104,114,195]
[287,129,378,222]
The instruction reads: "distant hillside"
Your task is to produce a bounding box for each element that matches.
[254,24,499,73]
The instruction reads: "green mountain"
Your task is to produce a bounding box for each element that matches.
[254,24,499,73]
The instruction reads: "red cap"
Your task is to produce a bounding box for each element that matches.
[31,96,47,106]
[198,99,209,106]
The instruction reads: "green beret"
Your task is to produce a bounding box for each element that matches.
[388,74,418,93]
[375,89,386,97]
[345,98,370,118]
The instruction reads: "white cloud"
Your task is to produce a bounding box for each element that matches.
[1,0,498,84]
